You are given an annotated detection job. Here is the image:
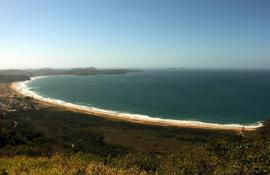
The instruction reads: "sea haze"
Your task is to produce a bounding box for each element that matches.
[26,69,270,125]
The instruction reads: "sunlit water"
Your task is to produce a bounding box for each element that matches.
[25,69,270,125]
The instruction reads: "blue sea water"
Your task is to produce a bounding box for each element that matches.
[27,69,270,125]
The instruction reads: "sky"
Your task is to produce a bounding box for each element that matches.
[0,0,270,69]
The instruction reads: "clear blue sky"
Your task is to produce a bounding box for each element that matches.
[1,0,270,69]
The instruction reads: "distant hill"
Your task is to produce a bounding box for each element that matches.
[0,74,30,83]
[0,68,142,80]
[24,67,99,76]
[0,69,30,76]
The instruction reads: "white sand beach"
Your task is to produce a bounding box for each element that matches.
[10,80,262,131]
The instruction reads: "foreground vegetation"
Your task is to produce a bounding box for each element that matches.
[0,85,270,174]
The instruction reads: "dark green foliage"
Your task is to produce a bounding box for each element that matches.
[0,75,30,83]
[73,169,87,175]
[1,169,8,175]
[0,106,270,174]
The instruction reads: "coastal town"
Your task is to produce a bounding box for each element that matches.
[0,83,39,118]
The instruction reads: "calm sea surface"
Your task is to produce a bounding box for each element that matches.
[27,69,270,125]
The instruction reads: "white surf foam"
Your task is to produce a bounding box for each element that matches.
[12,77,263,130]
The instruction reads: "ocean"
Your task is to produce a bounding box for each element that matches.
[21,69,270,127]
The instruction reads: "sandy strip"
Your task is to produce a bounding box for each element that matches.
[10,81,261,131]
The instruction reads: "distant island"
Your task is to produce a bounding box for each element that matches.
[0,68,142,83]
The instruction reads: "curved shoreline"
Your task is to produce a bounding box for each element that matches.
[10,78,263,131]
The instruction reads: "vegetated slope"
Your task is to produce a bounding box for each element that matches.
[0,68,141,77]
[0,103,270,174]
[0,75,30,83]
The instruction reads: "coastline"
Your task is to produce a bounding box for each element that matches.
[10,78,262,131]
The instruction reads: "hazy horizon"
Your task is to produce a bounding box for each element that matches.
[1,0,270,69]
[2,67,270,71]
